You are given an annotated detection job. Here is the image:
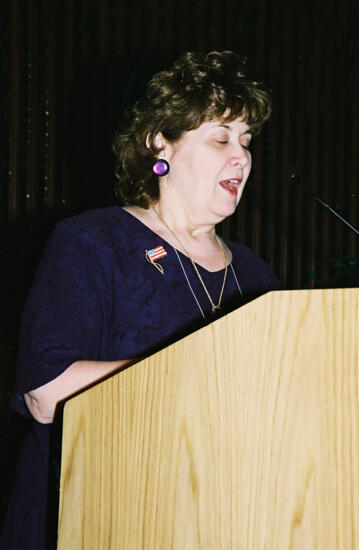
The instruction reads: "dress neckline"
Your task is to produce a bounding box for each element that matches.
[119,206,233,275]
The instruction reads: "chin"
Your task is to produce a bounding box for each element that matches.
[214,204,237,221]
[223,197,239,215]
[215,192,242,218]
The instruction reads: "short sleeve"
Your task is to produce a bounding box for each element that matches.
[10,219,110,417]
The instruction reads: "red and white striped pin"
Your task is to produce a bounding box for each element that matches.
[145,245,167,274]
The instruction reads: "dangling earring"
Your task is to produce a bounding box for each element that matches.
[152,159,170,176]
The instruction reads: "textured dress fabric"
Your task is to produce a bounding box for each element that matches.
[1,206,280,549]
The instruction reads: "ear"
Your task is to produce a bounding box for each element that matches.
[146,132,174,160]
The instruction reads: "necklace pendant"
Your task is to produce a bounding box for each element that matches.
[211,305,221,314]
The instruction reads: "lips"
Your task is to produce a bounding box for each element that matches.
[219,178,242,196]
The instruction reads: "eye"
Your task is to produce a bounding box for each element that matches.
[240,133,252,150]
[240,139,252,151]
[216,140,228,145]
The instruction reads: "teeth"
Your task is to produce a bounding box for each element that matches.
[227,180,239,188]
[220,179,240,192]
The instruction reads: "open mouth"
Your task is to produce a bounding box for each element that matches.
[219,178,242,196]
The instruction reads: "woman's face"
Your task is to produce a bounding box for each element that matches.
[158,117,252,225]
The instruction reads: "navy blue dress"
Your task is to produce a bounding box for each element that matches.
[1,207,280,549]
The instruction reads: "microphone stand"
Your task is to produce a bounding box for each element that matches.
[283,166,359,236]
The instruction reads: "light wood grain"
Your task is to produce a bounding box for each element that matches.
[57,288,359,549]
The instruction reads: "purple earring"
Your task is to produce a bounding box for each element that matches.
[152,159,170,177]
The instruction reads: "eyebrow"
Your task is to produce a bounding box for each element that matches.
[216,124,252,135]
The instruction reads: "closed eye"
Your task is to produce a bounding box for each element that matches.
[217,140,228,144]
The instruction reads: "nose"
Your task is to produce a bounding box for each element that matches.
[229,147,250,168]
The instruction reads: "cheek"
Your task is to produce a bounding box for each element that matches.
[245,155,252,177]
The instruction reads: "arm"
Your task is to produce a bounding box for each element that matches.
[24,358,134,424]
[13,218,133,422]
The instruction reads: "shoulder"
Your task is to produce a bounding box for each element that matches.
[29,207,128,284]
[49,206,132,255]
[227,241,268,266]
[55,206,124,238]
[46,206,154,274]
[225,239,281,292]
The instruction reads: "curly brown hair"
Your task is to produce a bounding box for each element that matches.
[113,51,271,208]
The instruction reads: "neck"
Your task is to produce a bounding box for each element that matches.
[153,194,217,241]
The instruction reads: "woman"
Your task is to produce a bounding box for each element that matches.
[1,51,280,549]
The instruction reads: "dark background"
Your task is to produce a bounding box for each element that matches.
[1,0,358,528]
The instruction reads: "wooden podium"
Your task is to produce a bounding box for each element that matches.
[57,288,359,549]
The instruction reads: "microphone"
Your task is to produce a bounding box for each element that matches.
[283,164,359,236]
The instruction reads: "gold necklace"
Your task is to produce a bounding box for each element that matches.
[151,207,228,314]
